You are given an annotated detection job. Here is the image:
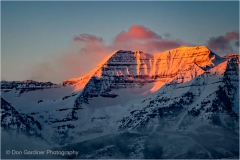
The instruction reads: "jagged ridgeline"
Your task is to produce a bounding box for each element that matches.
[1,46,239,159]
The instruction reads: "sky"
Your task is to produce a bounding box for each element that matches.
[1,1,239,83]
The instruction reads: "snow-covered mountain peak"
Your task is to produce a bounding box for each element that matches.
[153,46,223,70]
[63,46,225,95]
[71,46,226,109]
[63,50,154,90]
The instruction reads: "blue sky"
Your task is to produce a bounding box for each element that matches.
[1,1,239,83]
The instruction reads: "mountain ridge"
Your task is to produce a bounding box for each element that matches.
[1,46,239,159]
[67,46,225,109]
[63,46,224,90]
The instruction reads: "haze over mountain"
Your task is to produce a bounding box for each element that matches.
[3,25,238,83]
[1,46,239,159]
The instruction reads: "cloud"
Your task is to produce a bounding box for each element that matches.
[25,25,190,83]
[225,31,239,40]
[111,25,186,53]
[73,34,103,43]
[114,25,161,43]
[207,31,239,55]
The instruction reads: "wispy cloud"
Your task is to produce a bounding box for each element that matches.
[25,35,110,83]
[73,34,103,43]
[207,31,239,55]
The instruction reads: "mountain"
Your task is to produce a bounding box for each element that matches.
[1,46,239,159]
[1,80,60,95]
[1,98,42,137]
[71,46,223,109]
